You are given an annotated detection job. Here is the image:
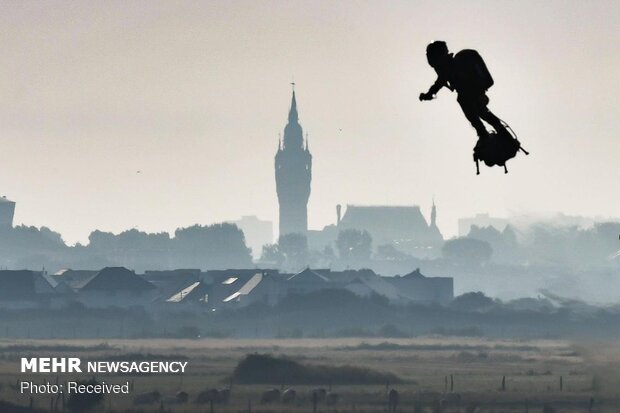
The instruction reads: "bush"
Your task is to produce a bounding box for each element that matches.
[232,354,403,385]
[377,324,409,338]
[450,292,495,312]
[442,237,492,265]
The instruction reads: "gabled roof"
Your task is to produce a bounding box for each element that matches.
[223,273,264,303]
[52,279,75,294]
[402,268,426,279]
[35,273,56,294]
[42,273,59,288]
[142,270,200,297]
[0,270,37,299]
[345,274,402,301]
[0,270,64,298]
[338,205,440,245]
[340,205,428,232]
[166,281,201,302]
[166,281,209,303]
[205,269,279,285]
[81,267,155,293]
[143,269,200,283]
[391,268,451,281]
[318,269,377,284]
[54,269,99,290]
[287,268,328,283]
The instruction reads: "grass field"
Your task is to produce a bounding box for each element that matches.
[0,337,618,412]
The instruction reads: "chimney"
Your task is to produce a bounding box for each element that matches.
[336,204,342,225]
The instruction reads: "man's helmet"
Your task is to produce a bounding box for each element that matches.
[426,40,449,67]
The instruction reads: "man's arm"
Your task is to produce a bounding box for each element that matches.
[420,76,448,101]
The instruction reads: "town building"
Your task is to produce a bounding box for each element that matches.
[275,87,312,238]
[0,196,16,228]
[227,215,273,258]
[308,203,443,258]
[73,267,157,308]
[0,270,61,309]
[458,213,509,236]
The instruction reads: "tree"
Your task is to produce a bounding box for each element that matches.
[0,225,68,271]
[174,223,252,269]
[278,233,308,270]
[442,237,492,266]
[260,243,285,266]
[87,230,117,251]
[450,292,495,311]
[375,244,411,261]
[336,229,372,264]
[85,229,172,271]
[468,225,520,264]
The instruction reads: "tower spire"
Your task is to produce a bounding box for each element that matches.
[430,197,437,228]
[282,83,303,149]
[288,86,298,123]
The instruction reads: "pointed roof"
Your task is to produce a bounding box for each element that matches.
[55,269,100,289]
[345,274,403,301]
[166,281,210,303]
[288,90,298,122]
[0,270,37,298]
[277,86,308,152]
[402,268,426,279]
[339,205,430,242]
[287,268,329,283]
[81,267,155,293]
[223,272,264,303]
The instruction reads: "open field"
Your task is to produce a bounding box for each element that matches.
[0,337,618,412]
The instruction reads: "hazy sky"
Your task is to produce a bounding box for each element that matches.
[0,0,618,245]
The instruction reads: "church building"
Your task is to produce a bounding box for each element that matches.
[275,88,312,237]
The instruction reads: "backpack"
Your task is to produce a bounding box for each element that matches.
[473,126,528,174]
[453,49,494,92]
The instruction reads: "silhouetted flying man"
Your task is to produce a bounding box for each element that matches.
[419,41,507,139]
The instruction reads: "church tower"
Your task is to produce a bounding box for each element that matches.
[275,87,312,237]
[427,197,443,245]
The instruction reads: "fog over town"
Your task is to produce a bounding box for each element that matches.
[1,2,620,412]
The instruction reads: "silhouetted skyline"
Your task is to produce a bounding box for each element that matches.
[0,1,618,244]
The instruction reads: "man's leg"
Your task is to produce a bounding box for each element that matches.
[477,94,509,136]
[480,108,509,136]
[457,95,488,139]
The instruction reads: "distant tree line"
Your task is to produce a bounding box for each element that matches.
[1,218,618,275]
[261,229,374,271]
[0,223,252,273]
[260,220,620,274]
[465,222,620,269]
